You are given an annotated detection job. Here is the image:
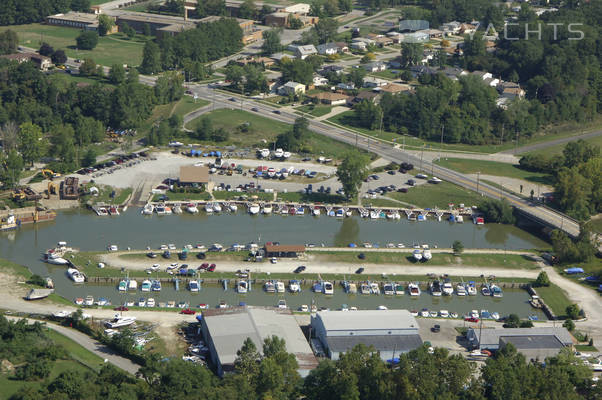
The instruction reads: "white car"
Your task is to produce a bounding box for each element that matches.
[270,257,277,264]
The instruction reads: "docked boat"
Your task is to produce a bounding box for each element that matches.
[142,203,154,215]
[394,283,404,295]
[347,282,357,294]
[137,298,146,307]
[412,248,423,262]
[335,209,344,217]
[280,205,289,215]
[229,203,238,212]
[490,284,503,297]
[147,298,156,307]
[299,304,309,312]
[467,281,477,296]
[470,310,479,319]
[377,305,388,310]
[456,215,464,223]
[25,289,53,300]
[408,283,421,296]
[166,301,175,308]
[275,281,285,293]
[277,299,287,309]
[43,251,69,265]
[312,207,320,216]
[311,305,318,313]
[237,280,248,294]
[151,280,162,292]
[205,203,214,213]
[456,283,467,296]
[262,204,272,214]
[74,297,84,305]
[248,203,260,215]
[84,295,94,306]
[128,279,138,291]
[481,284,491,296]
[118,280,127,292]
[265,281,276,293]
[213,203,222,213]
[295,206,305,215]
[442,279,454,295]
[529,295,543,308]
[410,310,419,317]
[369,210,380,219]
[218,300,228,309]
[105,314,136,328]
[491,312,500,320]
[422,245,432,261]
[141,279,152,292]
[360,282,371,295]
[95,297,108,306]
[155,204,167,215]
[186,203,199,213]
[370,282,380,295]
[429,311,438,317]
[430,281,442,296]
[67,268,85,283]
[420,308,429,317]
[323,281,334,295]
[383,283,395,296]
[439,310,449,318]
[288,280,301,293]
[481,310,492,319]
[97,207,109,216]
[312,281,323,293]
[109,206,120,215]
[189,280,200,292]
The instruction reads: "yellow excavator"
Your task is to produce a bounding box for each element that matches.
[41,169,61,180]
[11,190,26,201]
[47,181,59,196]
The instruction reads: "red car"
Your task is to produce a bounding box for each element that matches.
[198,263,209,270]
[180,308,196,315]
[207,264,216,272]
[114,306,129,311]
[465,317,480,323]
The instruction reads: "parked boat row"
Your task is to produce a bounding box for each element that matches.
[92,205,121,216]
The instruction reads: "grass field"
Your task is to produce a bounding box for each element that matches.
[534,284,573,317]
[1,24,145,66]
[212,191,273,201]
[0,258,32,279]
[590,216,602,234]
[435,158,554,185]
[184,109,361,160]
[528,133,602,157]
[295,104,333,117]
[47,72,106,88]
[277,191,348,204]
[45,329,105,371]
[80,184,132,205]
[386,181,484,209]
[151,191,211,202]
[172,96,210,120]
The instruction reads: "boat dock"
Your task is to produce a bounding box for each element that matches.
[0,206,56,226]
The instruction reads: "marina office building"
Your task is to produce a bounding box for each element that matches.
[200,306,318,377]
[311,310,423,361]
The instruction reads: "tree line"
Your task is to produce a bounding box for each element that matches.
[0,0,91,26]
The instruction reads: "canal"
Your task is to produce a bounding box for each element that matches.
[1,208,549,319]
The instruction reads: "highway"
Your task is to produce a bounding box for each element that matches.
[190,84,582,238]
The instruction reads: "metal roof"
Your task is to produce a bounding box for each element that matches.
[500,335,564,350]
[326,334,423,353]
[471,327,574,347]
[203,307,317,373]
[316,310,419,332]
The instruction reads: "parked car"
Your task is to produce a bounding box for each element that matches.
[294,265,306,273]
[464,317,480,323]
[431,324,441,333]
[207,264,216,272]
[114,306,129,311]
[355,267,365,274]
[181,308,196,315]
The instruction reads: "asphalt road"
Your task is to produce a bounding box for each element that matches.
[5,316,140,375]
[498,129,602,155]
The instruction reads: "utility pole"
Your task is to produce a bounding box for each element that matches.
[476,171,480,194]
[514,129,519,155]
[420,144,424,172]
[439,124,444,162]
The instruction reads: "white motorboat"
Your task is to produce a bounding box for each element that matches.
[237,280,248,294]
[394,283,404,295]
[118,280,127,292]
[142,203,154,215]
[125,300,135,307]
[262,204,273,214]
[128,279,138,291]
[408,283,421,296]
[146,298,156,307]
[299,304,309,312]
[213,203,222,213]
[429,311,438,317]
[283,151,291,159]
[439,310,449,318]
[456,284,467,296]
[105,314,136,328]
[467,281,477,296]
[277,299,287,309]
[369,210,380,219]
[229,203,238,212]
[84,295,94,306]
[377,305,388,310]
[412,249,423,261]
[43,249,69,265]
[248,203,260,215]
[186,203,199,213]
[348,283,357,294]
[470,310,479,319]
[107,244,118,251]
[456,215,464,223]
[173,205,182,214]
[189,280,200,292]
[422,245,432,261]
[430,281,442,296]
[420,308,430,317]
[442,279,454,295]
[360,282,371,295]
[137,298,146,307]
[67,268,85,283]
[264,281,276,293]
[141,279,152,292]
[53,310,72,318]
[274,148,284,158]
[383,283,395,296]
[323,281,334,295]
[370,282,380,295]
[205,203,214,213]
[491,312,500,320]
[275,281,285,293]
[259,148,270,158]
[288,280,301,293]
[312,207,320,216]
[490,284,503,298]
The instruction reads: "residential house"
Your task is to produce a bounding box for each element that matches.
[375,37,393,47]
[410,65,437,78]
[336,82,355,90]
[271,53,295,62]
[363,76,388,88]
[362,61,386,73]
[353,91,382,104]
[484,77,500,87]
[350,41,367,51]
[278,81,306,96]
[459,23,477,35]
[313,76,329,86]
[440,21,461,35]
[310,92,349,105]
[320,65,344,75]
[334,42,349,53]
[317,43,339,56]
[403,31,429,43]
[289,44,317,59]
[472,70,493,80]
[417,28,444,38]
[378,83,412,94]
[420,50,435,64]
[351,37,375,49]
[0,53,52,71]
[366,33,382,40]
[442,67,468,80]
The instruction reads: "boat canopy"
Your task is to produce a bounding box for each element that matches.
[565,267,584,274]
[195,315,203,322]
[348,243,357,248]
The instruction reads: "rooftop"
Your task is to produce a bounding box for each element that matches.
[264,244,305,252]
[47,12,99,24]
[472,327,574,346]
[117,11,200,26]
[326,334,423,353]
[203,306,317,373]
[499,335,565,350]
[316,310,418,332]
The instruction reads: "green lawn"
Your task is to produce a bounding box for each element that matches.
[369,70,399,80]
[277,191,348,204]
[435,158,554,185]
[590,216,602,234]
[172,96,210,120]
[528,133,602,157]
[534,284,573,317]
[212,191,273,201]
[47,72,106,88]
[45,329,105,371]
[151,191,211,202]
[386,181,484,209]
[295,104,333,117]
[1,23,145,66]
[80,184,132,205]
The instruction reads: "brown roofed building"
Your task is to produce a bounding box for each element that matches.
[379,83,412,94]
[0,53,52,71]
[264,244,305,257]
[309,92,349,105]
[179,165,210,185]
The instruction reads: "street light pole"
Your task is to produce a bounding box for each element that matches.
[476,171,480,194]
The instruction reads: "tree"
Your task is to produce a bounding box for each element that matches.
[143,23,151,37]
[98,14,115,36]
[401,42,423,67]
[504,313,520,328]
[81,148,97,167]
[109,64,126,84]
[238,0,256,19]
[51,49,67,65]
[195,117,212,140]
[348,67,366,89]
[281,59,313,86]
[120,22,136,38]
[563,139,600,169]
[234,337,260,380]
[0,121,18,151]
[313,17,338,44]
[534,271,550,287]
[0,149,24,189]
[360,52,375,63]
[79,58,97,76]
[71,0,91,12]
[39,42,54,56]
[127,68,139,84]
[354,100,381,129]
[478,198,515,224]
[0,29,18,55]
[336,150,370,201]
[140,41,161,74]
[563,319,575,332]
[261,29,282,55]
[18,122,44,166]
[566,304,581,320]
[288,16,303,29]
[76,31,98,50]
[452,240,464,255]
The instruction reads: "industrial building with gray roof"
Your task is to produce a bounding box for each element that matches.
[200,306,318,377]
[311,310,423,361]
[467,327,574,353]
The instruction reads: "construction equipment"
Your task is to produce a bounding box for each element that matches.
[11,190,26,201]
[48,182,59,196]
[41,169,61,180]
[11,187,41,201]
